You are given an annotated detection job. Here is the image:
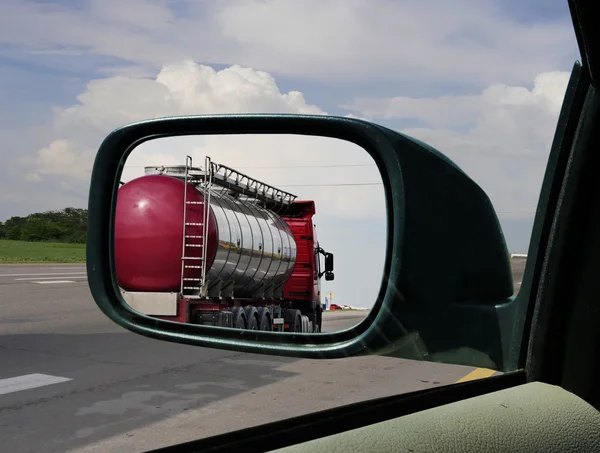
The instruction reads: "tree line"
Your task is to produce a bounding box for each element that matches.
[0,208,87,244]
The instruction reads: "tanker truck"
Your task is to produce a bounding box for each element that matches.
[114,155,334,333]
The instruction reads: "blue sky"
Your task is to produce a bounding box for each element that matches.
[0,0,581,305]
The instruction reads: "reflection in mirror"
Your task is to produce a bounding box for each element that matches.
[114,134,385,334]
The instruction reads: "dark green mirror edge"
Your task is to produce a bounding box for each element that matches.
[87,114,405,358]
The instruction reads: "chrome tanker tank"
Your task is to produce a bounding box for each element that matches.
[114,162,297,299]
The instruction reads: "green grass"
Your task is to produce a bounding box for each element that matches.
[0,239,86,263]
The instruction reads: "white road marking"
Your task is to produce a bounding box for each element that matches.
[33,280,76,284]
[0,272,86,277]
[0,373,73,396]
[15,276,87,281]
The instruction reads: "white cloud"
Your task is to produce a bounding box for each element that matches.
[155,61,326,115]
[29,61,328,181]
[49,61,324,145]
[345,70,571,220]
[0,0,577,87]
[33,139,96,181]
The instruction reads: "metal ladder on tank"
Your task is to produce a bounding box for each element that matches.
[180,155,213,298]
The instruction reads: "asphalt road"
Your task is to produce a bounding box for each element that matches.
[0,261,525,453]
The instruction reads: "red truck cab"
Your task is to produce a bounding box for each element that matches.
[282,200,334,331]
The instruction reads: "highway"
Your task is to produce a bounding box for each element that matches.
[0,262,523,453]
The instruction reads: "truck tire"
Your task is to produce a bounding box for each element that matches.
[244,306,259,330]
[301,315,310,333]
[282,309,303,332]
[289,309,302,332]
[293,314,302,332]
[257,307,272,331]
[232,306,246,330]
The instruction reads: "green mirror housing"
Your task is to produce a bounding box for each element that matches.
[86,113,518,371]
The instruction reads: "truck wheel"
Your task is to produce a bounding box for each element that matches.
[257,307,272,331]
[246,314,258,330]
[293,312,302,332]
[244,306,259,331]
[283,309,303,332]
[232,307,246,330]
[301,315,310,333]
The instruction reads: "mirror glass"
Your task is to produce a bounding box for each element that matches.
[115,134,386,334]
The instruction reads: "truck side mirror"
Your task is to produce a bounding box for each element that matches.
[325,252,334,272]
[325,272,334,281]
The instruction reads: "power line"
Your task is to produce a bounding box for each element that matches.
[228,164,374,169]
[278,182,382,187]
[123,150,549,170]
[125,163,376,169]
[119,167,537,213]
[269,164,371,169]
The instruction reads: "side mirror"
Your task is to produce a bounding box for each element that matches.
[325,272,334,282]
[86,113,517,371]
[324,252,334,273]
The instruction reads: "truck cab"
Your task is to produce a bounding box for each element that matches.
[281,201,334,332]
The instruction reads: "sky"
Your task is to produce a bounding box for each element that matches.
[0,0,581,308]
